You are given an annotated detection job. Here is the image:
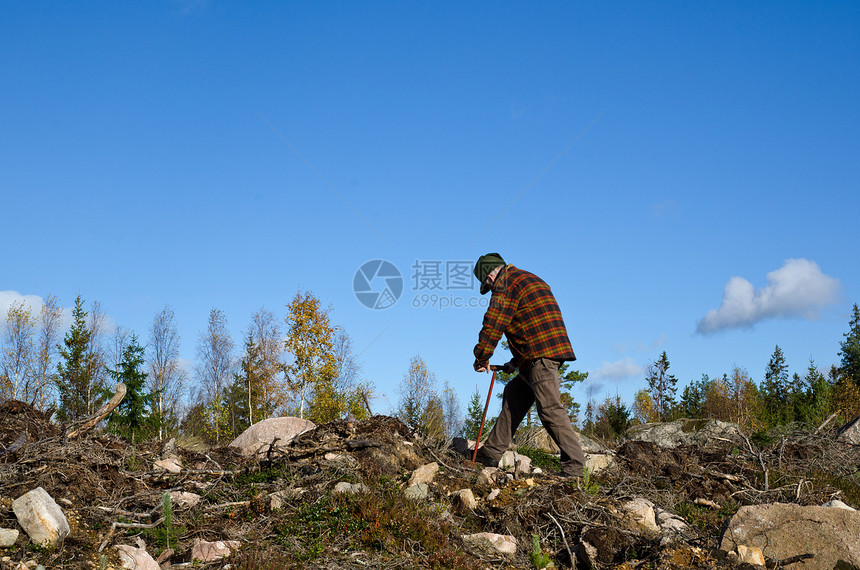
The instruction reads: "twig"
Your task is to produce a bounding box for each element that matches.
[204,500,250,511]
[97,516,164,552]
[427,448,463,473]
[546,513,574,568]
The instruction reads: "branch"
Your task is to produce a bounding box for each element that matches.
[816,412,839,434]
[67,383,127,440]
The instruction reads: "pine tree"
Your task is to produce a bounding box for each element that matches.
[107,334,156,442]
[56,295,98,423]
[839,304,860,386]
[462,385,493,441]
[645,351,677,421]
[761,345,789,426]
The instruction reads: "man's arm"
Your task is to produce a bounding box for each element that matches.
[473,293,516,370]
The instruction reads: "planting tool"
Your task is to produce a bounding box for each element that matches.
[472,364,503,466]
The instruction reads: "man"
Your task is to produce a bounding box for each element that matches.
[468,252,585,478]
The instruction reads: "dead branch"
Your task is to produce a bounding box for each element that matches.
[67,383,127,440]
[816,412,839,434]
[546,512,574,568]
[98,516,165,552]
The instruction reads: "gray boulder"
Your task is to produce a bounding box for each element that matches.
[626,418,742,448]
[721,502,860,570]
[514,427,606,454]
[12,487,70,547]
[836,415,860,445]
[229,417,315,458]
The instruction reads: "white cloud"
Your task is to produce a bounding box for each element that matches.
[697,258,841,334]
[590,357,643,382]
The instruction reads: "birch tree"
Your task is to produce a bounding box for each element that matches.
[148,306,185,439]
[283,291,338,420]
[33,295,62,409]
[196,308,234,441]
[1,301,36,401]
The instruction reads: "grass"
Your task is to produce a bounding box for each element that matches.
[263,476,483,568]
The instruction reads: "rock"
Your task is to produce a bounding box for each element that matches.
[154,457,182,474]
[270,489,306,510]
[115,543,159,570]
[736,544,766,566]
[499,450,531,475]
[461,532,516,555]
[191,539,240,563]
[161,437,178,459]
[515,427,606,454]
[721,502,860,570]
[822,499,855,510]
[0,529,18,548]
[836,415,860,444]
[169,491,201,509]
[626,418,742,448]
[656,507,691,543]
[324,452,359,468]
[334,482,368,494]
[623,498,659,533]
[229,417,315,458]
[404,483,429,501]
[476,467,499,486]
[12,487,70,547]
[408,462,439,486]
[585,453,615,475]
[487,489,500,501]
[451,489,477,511]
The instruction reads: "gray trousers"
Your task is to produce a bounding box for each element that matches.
[481,357,585,476]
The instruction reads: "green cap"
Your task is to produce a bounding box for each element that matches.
[474,253,505,294]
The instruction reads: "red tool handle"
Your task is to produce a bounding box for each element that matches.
[471,368,498,465]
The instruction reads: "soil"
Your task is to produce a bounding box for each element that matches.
[1,401,858,569]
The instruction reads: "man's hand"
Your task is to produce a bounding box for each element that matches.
[473,359,489,373]
[502,360,516,374]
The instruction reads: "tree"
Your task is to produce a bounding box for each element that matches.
[56,295,99,423]
[106,334,157,443]
[678,375,712,419]
[632,389,658,424]
[559,364,586,426]
[1,301,35,402]
[148,306,185,439]
[801,358,832,426]
[593,394,630,441]
[441,381,462,440]
[462,385,493,441]
[32,295,62,409]
[331,328,374,420]
[195,308,234,442]
[397,355,444,439]
[283,291,338,420]
[839,304,860,386]
[645,351,677,422]
[761,345,789,426]
[247,308,288,421]
[85,300,110,416]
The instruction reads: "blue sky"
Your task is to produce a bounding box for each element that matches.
[2,2,858,419]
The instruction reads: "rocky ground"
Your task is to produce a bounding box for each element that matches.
[1,399,859,569]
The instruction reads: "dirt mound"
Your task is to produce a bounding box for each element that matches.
[1,404,859,569]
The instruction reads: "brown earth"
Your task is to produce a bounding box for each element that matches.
[1,400,859,569]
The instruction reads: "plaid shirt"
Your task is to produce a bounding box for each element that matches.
[473,265,575,367]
